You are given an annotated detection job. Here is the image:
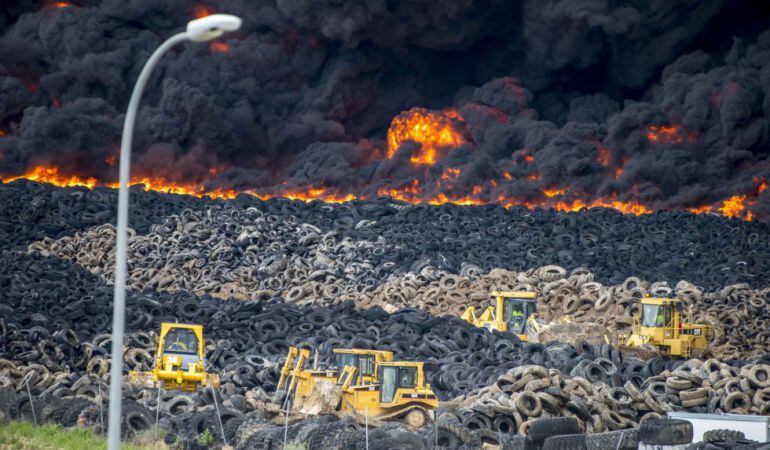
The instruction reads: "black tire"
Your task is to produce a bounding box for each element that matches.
[639,418,693,445]
[528,417,582,443]
[704,429,745,443]
[543,434,587,450]
[584,429,638,450]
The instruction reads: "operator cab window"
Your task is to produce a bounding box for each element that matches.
[642,304,663,327]
[164,328,198,355]
[358,355,375,376]
[399,367,417,387]
[504,299,527,332]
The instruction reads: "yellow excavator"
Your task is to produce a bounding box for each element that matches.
[623,296,711,358]
[278,347,437,428]
[461,291,540,341]
[128,323,219,392]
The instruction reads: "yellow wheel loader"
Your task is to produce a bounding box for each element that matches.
[277,347,437,428]
[622,296,711,358]
[128,323,219,392]
[461,291,540,341]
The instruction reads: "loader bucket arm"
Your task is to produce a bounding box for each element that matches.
[460,307,476,323]
[339,365,358,390]
[278,347,310,391]
[278,347,298,389]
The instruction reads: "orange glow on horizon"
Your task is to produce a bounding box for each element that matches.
[3,166,97,189]
[0,165,762,220]
[387,108,465,165]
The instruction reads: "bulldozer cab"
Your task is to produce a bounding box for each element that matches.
[378,363,420,404]
[160,325,202,368]
[490,291,537,333]
[333,349,393,385]
[128,322,219,392]
[625,297,711,358]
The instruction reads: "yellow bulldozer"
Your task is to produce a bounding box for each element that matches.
[461,291,540,341]
[128,323,219,392]
[623,296,711,358]
[278,347,437,428]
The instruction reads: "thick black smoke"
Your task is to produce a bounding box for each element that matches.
[1,0,770,218]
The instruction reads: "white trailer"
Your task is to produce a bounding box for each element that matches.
[667,412,770,443]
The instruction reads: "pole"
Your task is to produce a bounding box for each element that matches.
[154,383,162,440]
[99,383,105,434]
[365,406,369,450]
[25,377,37,426]
[106,31,189,450]
[434,417,438,449]
[283,393,291,449]
[210,383,227,446]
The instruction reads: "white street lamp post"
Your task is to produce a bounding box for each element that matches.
[107,14,241,450]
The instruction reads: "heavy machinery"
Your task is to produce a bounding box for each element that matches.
[278,347,394,395]
[128,322,219,392]
[623,296,711,358]
[461,291,540,340]
[278,347,437,428]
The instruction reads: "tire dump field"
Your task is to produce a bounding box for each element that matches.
[1,180,770,449]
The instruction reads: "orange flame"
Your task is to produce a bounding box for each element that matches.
[543,188,565,198]
[597,145,611,167]
[527,173,541,181]
[440,168,460,180]
[552,198,651,216]
[524,155,534,163]
[3,166,97,189]
[377,179,421,203]
[2,164,764,220]
[194,5,211,19]
[646,125,697,144]
[718,194,747,218]
[387,108,465,165]
[210,42,229,53]
[52,1,70,8]
[754,177,767,194]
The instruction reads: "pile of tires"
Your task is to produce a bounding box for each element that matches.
[1,252,685,400]
[447,356,770,438]
[3,181,770,448]
[687,429,769,449]
[5,179,770,290]
[26,205,770,359]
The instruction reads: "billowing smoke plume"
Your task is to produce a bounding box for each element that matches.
[1,0,770,219]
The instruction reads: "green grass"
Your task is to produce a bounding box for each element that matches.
[0,421,168,450]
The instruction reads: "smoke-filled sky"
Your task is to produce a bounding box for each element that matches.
[1,0,770,218]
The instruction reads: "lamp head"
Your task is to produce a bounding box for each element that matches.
[186,14,242,42]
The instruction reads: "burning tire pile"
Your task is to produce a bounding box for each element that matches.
[1,180,770,449]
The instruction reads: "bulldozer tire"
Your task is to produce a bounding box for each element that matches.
[639,418,693,445]
[704,429,745,443]
[542,433,587,450]
[527,417,582,443]
[404,408,427,429]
